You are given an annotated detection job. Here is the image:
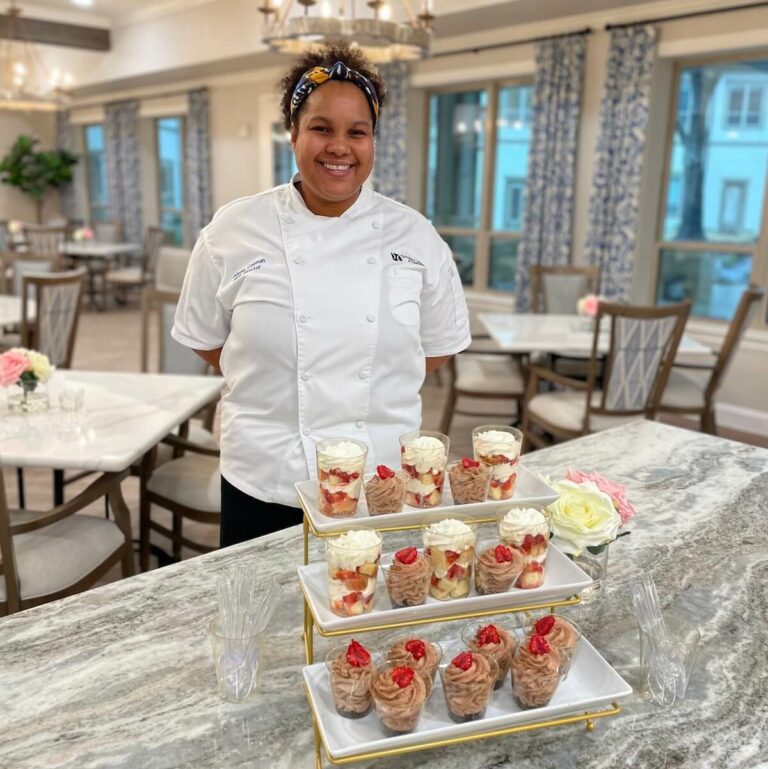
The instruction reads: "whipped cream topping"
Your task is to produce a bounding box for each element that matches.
[318,440,368,472]
[402,436,447,473]
[423,518,475,550]
[474,430,520,458]
[499,507,548,541]
[490,464,515,482]
[327,529,382,569]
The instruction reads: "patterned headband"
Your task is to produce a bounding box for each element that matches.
[290,60,380,128]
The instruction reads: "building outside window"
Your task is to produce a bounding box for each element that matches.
[156,117,185,246]
[84,124,109,223]
[656,57,768,321]
[426,81,533,293]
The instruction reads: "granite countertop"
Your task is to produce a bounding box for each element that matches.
[2,420,767,768]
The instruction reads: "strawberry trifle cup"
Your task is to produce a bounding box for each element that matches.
[498,507,550,589]
[423,517,476,600]
[316,438,368,518]
[472,425,522,500]
[326,529,382,617]
[399,431,449,508]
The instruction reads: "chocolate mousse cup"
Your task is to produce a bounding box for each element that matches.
[439,651,498,723]
[383,552,432,609]
[364,470,408,515]
[371,664,428,736]
[385,637,443,695]
[524,615,582,679]
[511,635,563,709]
[447,460,491,504]
[326,643,376,719]
[461,621,521,690]
[474,539,526,595]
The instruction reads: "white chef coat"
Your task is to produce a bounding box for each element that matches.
[172,177,471,507]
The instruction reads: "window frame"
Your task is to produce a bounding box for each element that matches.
[83,123,109,224]
[654,52,768,326]
[154,115,186,246]
[422,77,534,296]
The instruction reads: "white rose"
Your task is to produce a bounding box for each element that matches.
[547,479,620,556]
[25,350,54,382]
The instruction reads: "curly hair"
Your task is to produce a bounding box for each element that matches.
[279,44,387,131]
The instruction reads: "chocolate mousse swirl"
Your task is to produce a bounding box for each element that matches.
[449,464,490,503]
[365,475,406,515]
[469,630,516,681]
[328,656,374,715]
[387,640,440,686]
[475,546,526,594]
[371,669,427,733]
[546,617,579,654]
[442,654,494,717]
[385,555,431,606]
[511,646,561,708]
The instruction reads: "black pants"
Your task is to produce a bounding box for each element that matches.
[220,476,304,548]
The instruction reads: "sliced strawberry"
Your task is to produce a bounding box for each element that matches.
[447,563,465,580]
[334,569,357,580]
[377,464,396,480]
[405,639,426,660]
[489,479,500,488]
[451,651,474,671]
[528,561,544,572]
[494,544,513,563]
[342,591,362,605]
[501,474,516,491]
[344,575,368,592]
[445,550,461,565]
[529,634,550,656]
[430,574,440,587]
[346,639,371,667]
[534,533,547,546]
[461,457,480,469]
[424,547,431,557]
[521,534,534,554]
[391,666,415,688]
[476,624,501,646]
[395,546,418,565]
[535,615,556,635]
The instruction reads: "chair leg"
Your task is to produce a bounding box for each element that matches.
[701,408,717,435]
[139,492,151,572]
[172,514,183,562]
[53,469,64,506]
[16,467,25,509]
[439,387,458,438]
[109,481,136,578]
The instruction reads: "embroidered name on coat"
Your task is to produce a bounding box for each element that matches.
[232,258,266,281]
[391,252,424,266]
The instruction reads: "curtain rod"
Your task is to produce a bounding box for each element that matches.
[430,26,592,58]
[605,0,768,30]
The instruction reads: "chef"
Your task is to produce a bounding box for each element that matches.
[172,44,471,547]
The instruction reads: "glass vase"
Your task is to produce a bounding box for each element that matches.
[7,380,50,414]
[571,544,609,604]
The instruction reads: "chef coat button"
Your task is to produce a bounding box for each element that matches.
[366,314,376,323]
[359,371,368,380]
[294,257,304,265]
[355,420,364,429]
[371,220,380,230]
[303,428,311,436]
[367,256,376,264]
[284,215,293,224]
[301,373,310,382]
[299,314,308,323]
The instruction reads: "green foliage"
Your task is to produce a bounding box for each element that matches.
[0,134,78,202]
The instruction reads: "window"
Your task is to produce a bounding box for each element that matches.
[84,124,108,223]
[657,58,768,321]
[426,82,533,292]
[156,117,185,246]
[272,122,297,185]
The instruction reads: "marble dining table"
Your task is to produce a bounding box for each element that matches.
[1,420,766,769]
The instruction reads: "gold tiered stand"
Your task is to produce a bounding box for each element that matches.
[298,500,622,769]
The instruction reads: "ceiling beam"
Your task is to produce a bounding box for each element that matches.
[0,13,110,51]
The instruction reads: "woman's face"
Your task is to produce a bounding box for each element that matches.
[291,80,375,217]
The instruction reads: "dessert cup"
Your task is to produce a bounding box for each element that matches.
[383,547,432,608]
[461,621,520,690]
[472,425,522,500]
[371,664,428,736]
[316,438,368,518]
[326,529,382,617]
[497,507,551,589]
[510,633,564,709]
[423,516,476,601]
[473,539,526,595]
[385,637,443,695]
[439,650,498,723]
[326,640,376,719]
[364,467,407,515]
[447,458,491,504]
[524,614,582,679]
[399,430,449,508]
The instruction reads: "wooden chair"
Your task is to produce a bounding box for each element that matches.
[659,287,766,434]
[102,226,165,306]
[530,265,601,314]
[0,466,134,616]
[23,225,67,257]
[522,301,691,449]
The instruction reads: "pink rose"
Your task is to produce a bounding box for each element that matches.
[0,350,31,387]
[580,294,600,317]
[564,468,636,527]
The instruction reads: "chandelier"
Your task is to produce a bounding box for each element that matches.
[0,2,73,111]
[259,0,435,63]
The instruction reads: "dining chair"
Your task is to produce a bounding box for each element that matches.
[23,225,67,257]
[659,287,765,434]
[0,466,134,616]
[530,265,601,314]
[64,219,85,242]
[522,301,691,449]
[102,226,165,306]
[154,246,192,291]
[93,220,124,244]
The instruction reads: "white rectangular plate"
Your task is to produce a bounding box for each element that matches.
[304,635,632,760]
[296,463,558,534]
[298,544,592,633]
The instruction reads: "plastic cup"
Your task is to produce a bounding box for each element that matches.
[472,425,522,500]
[325,642,376,719]
[384,637,443,695]
[383,551,432,609]
[422,516,476,601]
[364,470,408,515]
[439,650,498,723]
[399,430,449,508]
[209,617,260,703]
[473,538,526,595]
[371,663,428,735]
[461,620,522,690]
[497,507,551,589]
[316,438,368,518]
[447,460,491,504]
[326,530,382,617]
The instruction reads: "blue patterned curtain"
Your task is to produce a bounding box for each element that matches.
[185,88,213,240]
[104,100,143,243]
[55,110,77,221]
[514,35,586,312]
[373,62,406,202]
[584,25,657,301]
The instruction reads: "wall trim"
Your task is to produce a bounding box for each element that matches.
[715,402,768,435]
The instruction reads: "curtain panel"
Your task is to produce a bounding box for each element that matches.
[514,34,586,312]
[584,25,658,301]
[55,110,77,221]
[104,100,143,244]
[185,88,213,240]
[373,62,407,203]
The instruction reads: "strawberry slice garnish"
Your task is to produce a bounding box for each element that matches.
[521,534,534,554]
[534,615,556,636]
[405,639,426,660]
[377,464,396,480]
[451,651,474,671]
[476,624,501,646]
[461,457,480,469]
[528,634,550,656]
[445,550,461,565]
[494,544,513,563]
[395,546,418,565]
[391,666,415,688]
[346,639,371,667]
[447,563,465,580]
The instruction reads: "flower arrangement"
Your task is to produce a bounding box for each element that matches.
[72,227,95,242]
[7,220,23,234]
[546,469,636,557]
[576,294,603,318]
[0,348,54,402]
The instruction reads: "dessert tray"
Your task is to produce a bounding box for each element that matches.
[298,544,592,634]
[296,463,558,535]
[303,635,632,761]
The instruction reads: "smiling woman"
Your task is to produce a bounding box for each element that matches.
[171,43,471,548]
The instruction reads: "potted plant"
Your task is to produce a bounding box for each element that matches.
[0,134,78,223]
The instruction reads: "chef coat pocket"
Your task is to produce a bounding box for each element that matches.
[387,268,422,326]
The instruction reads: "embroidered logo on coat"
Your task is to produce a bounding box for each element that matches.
[232,258,266,281]
[391,251,424,266]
